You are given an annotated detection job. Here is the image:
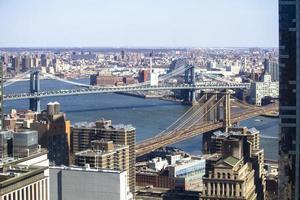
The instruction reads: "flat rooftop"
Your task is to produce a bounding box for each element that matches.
[72,121,135,131]
[0,165,47,188]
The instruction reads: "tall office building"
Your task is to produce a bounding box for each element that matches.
[264,58,279,81]
[71,119,136,195]
[30,102,71,166]
[279,1,300,199]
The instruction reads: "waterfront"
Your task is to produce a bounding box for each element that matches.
[4,79,279,160]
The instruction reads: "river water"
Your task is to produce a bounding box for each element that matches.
[4,79,279,160]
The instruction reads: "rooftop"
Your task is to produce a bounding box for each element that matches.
[0,165,47,188]
[50,166,124,174]
[73,120,135,131]
[223,156,240,167]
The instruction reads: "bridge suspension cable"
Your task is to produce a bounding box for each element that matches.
[40,71,91,88]
[4,70,34,87]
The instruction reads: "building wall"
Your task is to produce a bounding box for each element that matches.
[50,168,132,200]
[279,0,300,199]
[202,162,256,200]
[1,177,49,200]
[136,173,175,189]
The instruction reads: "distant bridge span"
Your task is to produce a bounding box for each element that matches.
[3,82,249,101]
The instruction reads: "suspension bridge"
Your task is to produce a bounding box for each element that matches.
[3,65,277,156]
[3,65,250,112]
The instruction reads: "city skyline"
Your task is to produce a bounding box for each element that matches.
[0,0,278,48]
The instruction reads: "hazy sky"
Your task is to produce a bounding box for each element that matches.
[0,0,278,48]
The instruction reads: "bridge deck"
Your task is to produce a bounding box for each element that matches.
[136,104,277,157]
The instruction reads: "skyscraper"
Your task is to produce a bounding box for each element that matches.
[12,56,21,74]
[279,1,300,199]
[0,61,3,130]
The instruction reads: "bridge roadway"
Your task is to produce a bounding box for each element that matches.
[136,104,277,157]
[3,82,249,101]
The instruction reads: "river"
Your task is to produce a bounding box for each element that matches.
[4,79,279,160]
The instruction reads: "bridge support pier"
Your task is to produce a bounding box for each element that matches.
[29,70,40,112]
[183,65,197,105]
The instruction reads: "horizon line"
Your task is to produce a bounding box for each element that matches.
[0,46,279,50]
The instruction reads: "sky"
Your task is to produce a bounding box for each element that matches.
[0,0,278,48]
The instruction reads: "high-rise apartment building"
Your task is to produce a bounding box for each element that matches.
[71,119,136,195]
[75,140,129,177]
[279,1,300,199]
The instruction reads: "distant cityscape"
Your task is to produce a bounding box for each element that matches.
[1,0,299,200]
[0,46,280,200]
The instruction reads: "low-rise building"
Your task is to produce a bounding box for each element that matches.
[136,155,205,192]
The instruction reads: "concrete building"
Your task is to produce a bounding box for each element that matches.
[202,126,266,199]
[3,109,37,131]
[250,74,279,106]
[0,165,49,200]
[0,131,12,159]
[201,157,256,200]
[168,157,206,191]
[136,155,205,192]
[0,143,49,200]
[75,140,129,179]
[12,130,39,159]
[50,166,132,200]
[71,119,136,194]
[30,102,71,166]
[278,1,300,199]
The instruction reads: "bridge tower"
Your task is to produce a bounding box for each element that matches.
[183,65,197,105]
[29,70,40,112]
[223,90,231,132]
